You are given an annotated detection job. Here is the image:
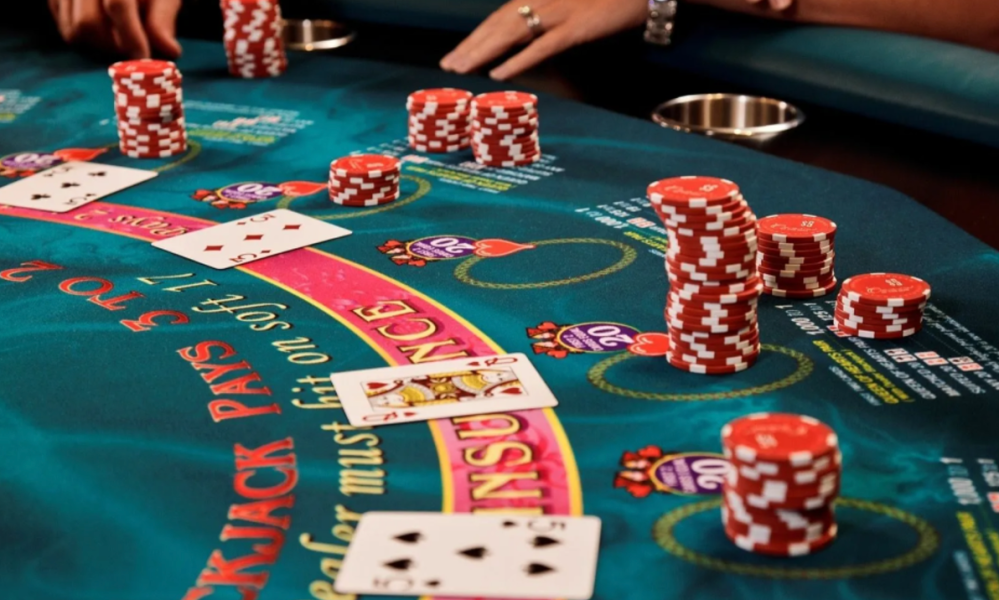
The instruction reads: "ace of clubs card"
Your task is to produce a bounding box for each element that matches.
[335,512,602,599]
[331,353,558,427]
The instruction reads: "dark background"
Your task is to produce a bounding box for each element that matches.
[6,4,999,249]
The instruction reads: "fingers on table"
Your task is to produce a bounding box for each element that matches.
[441,0,551,75]
[69,0,118,54]
[103,0,150,58]
[490,29,575,81]
[145,0,183,58]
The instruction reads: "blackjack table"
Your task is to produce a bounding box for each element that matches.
[2,33,999,600]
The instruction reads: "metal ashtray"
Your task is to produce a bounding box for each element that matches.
[282,19,356,51]
[652,93,805,144]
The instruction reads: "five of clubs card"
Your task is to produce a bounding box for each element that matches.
[336,512,602,599]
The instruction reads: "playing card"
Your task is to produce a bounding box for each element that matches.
[0,161,156,213]
[152,208,352,269]
[335,512,602,600]
[331,353,558,427]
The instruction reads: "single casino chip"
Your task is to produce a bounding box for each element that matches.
[666,307,758,328]
[758,253,836,267]
[726,469,840,502]
[648,176,741,207]
[723,413,838,465]
[668,228,757,246]
[472,91,538,113]
[330,155,401,178]
[836,299,926,318]
[663,205,752,227]
[840,273,932,307]
[757,267,835,281]
[407,88,473,110]
[411,142,470,153]
[835,320,922,339]
[724,519,838,556]
[833,309,921,327]
[757,214,838,243]
[667,297,758,319]
[109,59,180,80]
[667,251,756,270]
[666,351,756,375]
[763,279,838,298]
[671,346,761,368]
[471,123,538,137]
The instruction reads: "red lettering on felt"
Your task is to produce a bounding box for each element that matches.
[220,525,286,556]
[178,341,237,363]
[88,290,144,311]
[58,276,113,296]
[228,496,295,530]
[0,260,62,282]
[197,550,274,589]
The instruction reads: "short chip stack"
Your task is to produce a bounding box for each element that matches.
[109,59,187,159]
[756,214,838,298]
[407,88,472,153]
[328,154,401,207]
[834,273,930,338]
[722,413,841,557]
[649,176,762,375]
[221,0,287,78]
[470,91,541,167]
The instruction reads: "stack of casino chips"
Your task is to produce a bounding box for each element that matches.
[722,413,841,557]
[328,154,401,207]
[109,59,187,159]
[221,0,287,78]
[756,214,838,298]
[649,176,762,375]
[834,273,931,338]
[470,91,541,167]
[407,88,472,153]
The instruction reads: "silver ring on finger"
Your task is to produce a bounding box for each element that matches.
[517,5,543,38]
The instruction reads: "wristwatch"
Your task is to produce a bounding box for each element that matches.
[644,0,678,46]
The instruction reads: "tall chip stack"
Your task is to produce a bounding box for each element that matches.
[834,273,931,338]
[407,88,472,153]
[221,0,288,78]
[470,91,541,167]
[109,59,187,159]
[648,176,762,375]
[328,154,401,207]
[722,413,842,556]
[756,214,838,298]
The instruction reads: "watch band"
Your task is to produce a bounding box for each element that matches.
[644,0,678,46]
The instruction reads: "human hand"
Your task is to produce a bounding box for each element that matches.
[440,0,647,81]
[48,0,183,59]
[745,0,794,10]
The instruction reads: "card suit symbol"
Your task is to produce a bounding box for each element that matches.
[627,332,669,357]
[205,245,224,252]
[261,250,271,255]
[404,411,417,417]
[30,194,50,200]
[384,558,413,571]
[366,382,390,391]
[458,546,488,559]
[424,580,440,588]
[88,171,106,177]
[61,182,80,188]
[394,532,422,544]
[502,521,518,528]
[500,387,523,395]
[525,563,555,576]
[467,361,481,367]
[244,234,264,241]
[531,536,560,548]
[283,224,302,231]
[473,238,535,258]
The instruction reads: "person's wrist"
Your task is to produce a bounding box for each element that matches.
[644,0,678,45]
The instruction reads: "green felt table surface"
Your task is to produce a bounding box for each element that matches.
[2,36,999,600]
